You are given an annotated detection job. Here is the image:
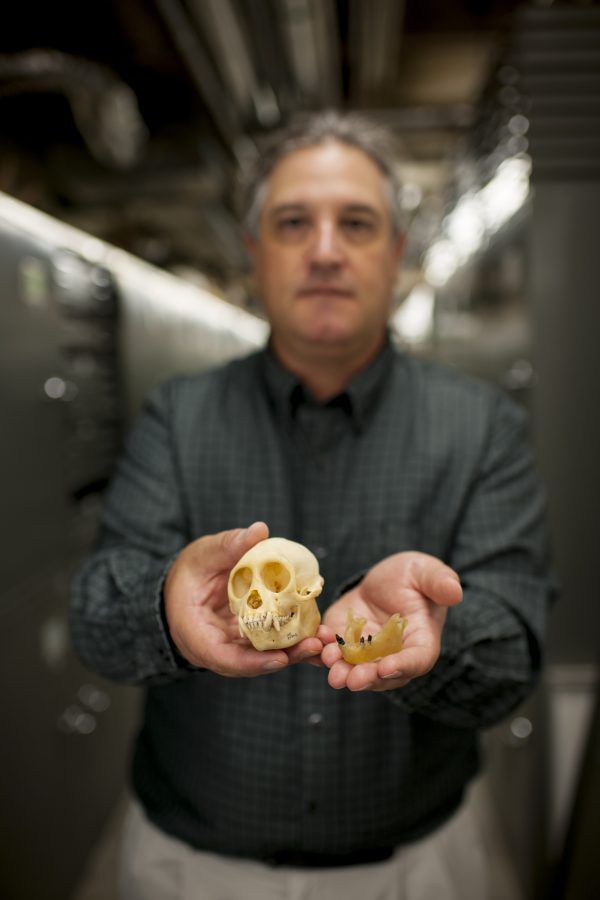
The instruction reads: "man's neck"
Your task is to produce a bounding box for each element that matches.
[270,333,387,403]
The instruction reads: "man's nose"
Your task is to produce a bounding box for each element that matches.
[308,221,344,266]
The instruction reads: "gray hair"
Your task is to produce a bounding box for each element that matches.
[239,110,404,238]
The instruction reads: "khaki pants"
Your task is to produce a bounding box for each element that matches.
[118,798,491,900]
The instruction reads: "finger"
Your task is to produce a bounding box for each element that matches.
[328,666,410,693]
[371,675,411,691]
[202,641,288,678]
[171,523,270,596]
[344,661,380,691]
[326,657,354,690]
[377,645,437,682]
[413,556,462,607]
[346,660,412,692]
[321,641,343,667]
[326,657,382,690]
[219,520,270,568]
[316,624,337,644]
[304,656,326,668]
[375,649,407,681]
[286,636,323,665]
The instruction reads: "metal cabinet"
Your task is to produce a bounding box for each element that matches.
[0,223,138,900]
[0,567,139,900]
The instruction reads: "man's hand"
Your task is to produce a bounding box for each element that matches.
[163,522,325,677]
[320,552,462,692]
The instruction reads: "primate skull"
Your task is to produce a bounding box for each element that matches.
[228,537,323,650]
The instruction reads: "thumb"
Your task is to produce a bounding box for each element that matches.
[219,521,270,566]
[412,554,463,608]
[428,569,463,608]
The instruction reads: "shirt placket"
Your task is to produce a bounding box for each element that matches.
[291,401,351,846]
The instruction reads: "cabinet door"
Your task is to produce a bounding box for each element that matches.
[0,566,140,900]
[0,231,72,587]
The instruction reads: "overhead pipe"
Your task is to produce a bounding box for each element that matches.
[243,0,296,119]
[154,0,256,166]
[278,0,341,108]
[186,0,258,121]
[0,49,148,169]
[349,0,405,104]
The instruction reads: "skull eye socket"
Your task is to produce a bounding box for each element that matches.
[260,561,291,593]
[231,566,253,599]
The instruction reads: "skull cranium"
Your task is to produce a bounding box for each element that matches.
[227,537,323,650]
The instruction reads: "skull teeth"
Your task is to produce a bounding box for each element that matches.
[242,612,293,631]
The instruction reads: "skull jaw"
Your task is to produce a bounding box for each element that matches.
[240,602,321,651]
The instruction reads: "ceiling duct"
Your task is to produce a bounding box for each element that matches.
[185,0,269,124]
[239,0,296,120]
[278,0,341,108]
[154,0,255,165]
[0,49,148,169]
[306,0,342,108]
[348,0,405,104]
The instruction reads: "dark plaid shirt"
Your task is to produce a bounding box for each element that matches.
[70,337,554,859]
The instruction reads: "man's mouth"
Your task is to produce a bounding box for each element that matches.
[297,285,354,297]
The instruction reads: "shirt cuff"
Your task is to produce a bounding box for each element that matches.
[156,556,204,674]
[332,569,367,599]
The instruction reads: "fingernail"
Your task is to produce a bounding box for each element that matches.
[359,682,377,691]
[382,671,403,680]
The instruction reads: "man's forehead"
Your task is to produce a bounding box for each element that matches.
[263,141,388,210]
[267,199,383,218]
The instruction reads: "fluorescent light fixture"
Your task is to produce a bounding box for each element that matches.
[424,155,531,288]
[479,156,531,232]
[423,239,461,289]
[391,282,435,344]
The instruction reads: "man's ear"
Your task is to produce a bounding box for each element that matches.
[393,231,407,267]
[243,234,258,263]
[243,235,259,292]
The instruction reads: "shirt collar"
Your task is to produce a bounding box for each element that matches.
[260,332,395,431]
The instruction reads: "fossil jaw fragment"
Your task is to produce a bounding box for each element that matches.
[336,608,407,663]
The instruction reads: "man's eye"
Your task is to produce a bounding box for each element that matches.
[276,217,308,233]
[342,218,375,238]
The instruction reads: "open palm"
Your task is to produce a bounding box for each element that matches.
[321,551,462,692]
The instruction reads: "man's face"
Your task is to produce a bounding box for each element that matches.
[246,140,404,362]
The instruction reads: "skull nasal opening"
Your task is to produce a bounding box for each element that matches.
[261,561,291,593]
[247,590,262,608]
[231,566,253,599]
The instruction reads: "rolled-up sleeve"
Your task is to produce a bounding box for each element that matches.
[387,392,556,727]
[70,380,192,684]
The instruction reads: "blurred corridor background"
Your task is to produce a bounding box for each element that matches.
[1,1,599,897]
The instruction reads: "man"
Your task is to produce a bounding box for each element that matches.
[70,111,554,899]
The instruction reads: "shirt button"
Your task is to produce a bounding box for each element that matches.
[306,712,324,727]
[314,546,328,560]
